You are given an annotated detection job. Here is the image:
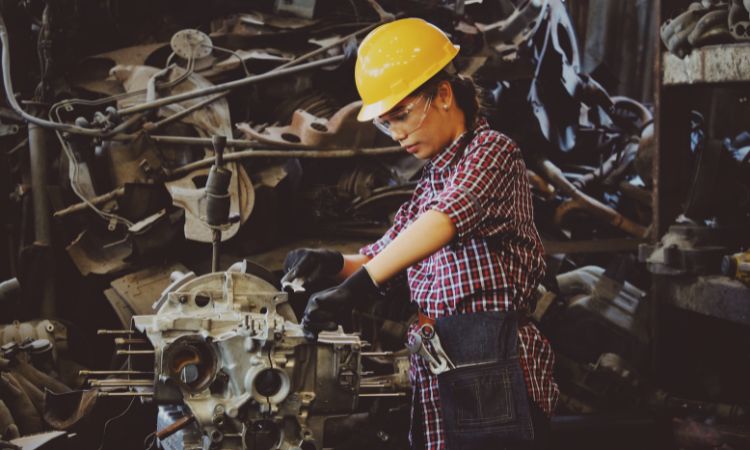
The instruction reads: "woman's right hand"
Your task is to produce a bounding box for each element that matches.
[280,248,344,291]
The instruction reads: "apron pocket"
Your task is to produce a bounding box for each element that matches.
[443,362,514,427]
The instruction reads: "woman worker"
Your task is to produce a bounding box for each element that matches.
[282,18,558,450]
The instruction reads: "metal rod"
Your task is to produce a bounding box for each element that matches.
[361,351,394,357]
[167,145,402,177]
[360,382,392,388]
[89,380,153,387]
[53,186,125,218]
[97,391,154,397]
[80,370,153,376]
[156,414,195,440]
[114,338,148,345]
[212,229,220,272]
[358,393,407,398]
[117,55,345,116]
[97,329,136,335]
[116,350,155,355]
[29,122,51,246]
[147,135,257,146]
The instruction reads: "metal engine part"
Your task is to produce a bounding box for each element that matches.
[133,267,364,450]
[0,320,69,365]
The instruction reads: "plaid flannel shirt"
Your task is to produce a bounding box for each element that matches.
[360,119,558,449]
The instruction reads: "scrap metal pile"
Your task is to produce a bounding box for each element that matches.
[0,0,747,449]
[661,0,750,57]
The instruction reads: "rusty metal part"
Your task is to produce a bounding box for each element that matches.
[155,414,195,440]
[236,102,376,149]
[660,3,708,58]
[688,8,731,48]
[537,158,648,237]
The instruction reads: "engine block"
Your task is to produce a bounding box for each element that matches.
[132,268,363,450]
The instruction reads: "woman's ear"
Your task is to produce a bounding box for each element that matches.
[436,80,453,109]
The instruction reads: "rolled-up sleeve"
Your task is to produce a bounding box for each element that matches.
[427,133,517,238]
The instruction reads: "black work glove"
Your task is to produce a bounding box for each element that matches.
[302,267,379,340]
[281,248,344,290]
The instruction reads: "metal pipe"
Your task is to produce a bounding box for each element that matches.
[97,329,136,335]
[28,120,56,318]
[212,230,220,272]
[167,145,402,177]
[97,391,154,397]
[361,351,394,357]
[116,350,155,356]
[79,370,153,376]
[28,123,51,246]
[155,414,195,440]
[53,187,125,218]
[117,55,345,116]
[89,380,153,387]
[358,393,407,398]
[114,338,148,345]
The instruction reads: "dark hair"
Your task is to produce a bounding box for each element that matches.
[416,68,482,129]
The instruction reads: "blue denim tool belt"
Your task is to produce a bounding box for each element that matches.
[434,311,534,449]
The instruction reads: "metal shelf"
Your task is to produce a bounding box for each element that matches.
[663,43,750,85]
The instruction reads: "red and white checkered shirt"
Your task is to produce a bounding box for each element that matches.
[360,119,558,449]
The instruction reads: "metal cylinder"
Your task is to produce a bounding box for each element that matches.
[205,166,231,227]
[28,123,51,246]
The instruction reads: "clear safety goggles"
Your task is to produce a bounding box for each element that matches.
[373,94,433,137]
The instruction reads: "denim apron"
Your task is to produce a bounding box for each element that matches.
[434,311,534,449]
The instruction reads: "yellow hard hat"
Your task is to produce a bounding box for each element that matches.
[355,18,460,122]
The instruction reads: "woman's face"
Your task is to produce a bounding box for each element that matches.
[375,82,466,160]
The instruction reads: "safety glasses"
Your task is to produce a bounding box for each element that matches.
[373,94,433,137]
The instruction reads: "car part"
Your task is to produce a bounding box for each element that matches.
[126,265,381,449]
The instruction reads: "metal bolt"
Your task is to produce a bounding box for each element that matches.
[376,430,389,442]
[178,295,188,304]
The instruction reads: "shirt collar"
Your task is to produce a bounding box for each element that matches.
[428,117,490,171]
